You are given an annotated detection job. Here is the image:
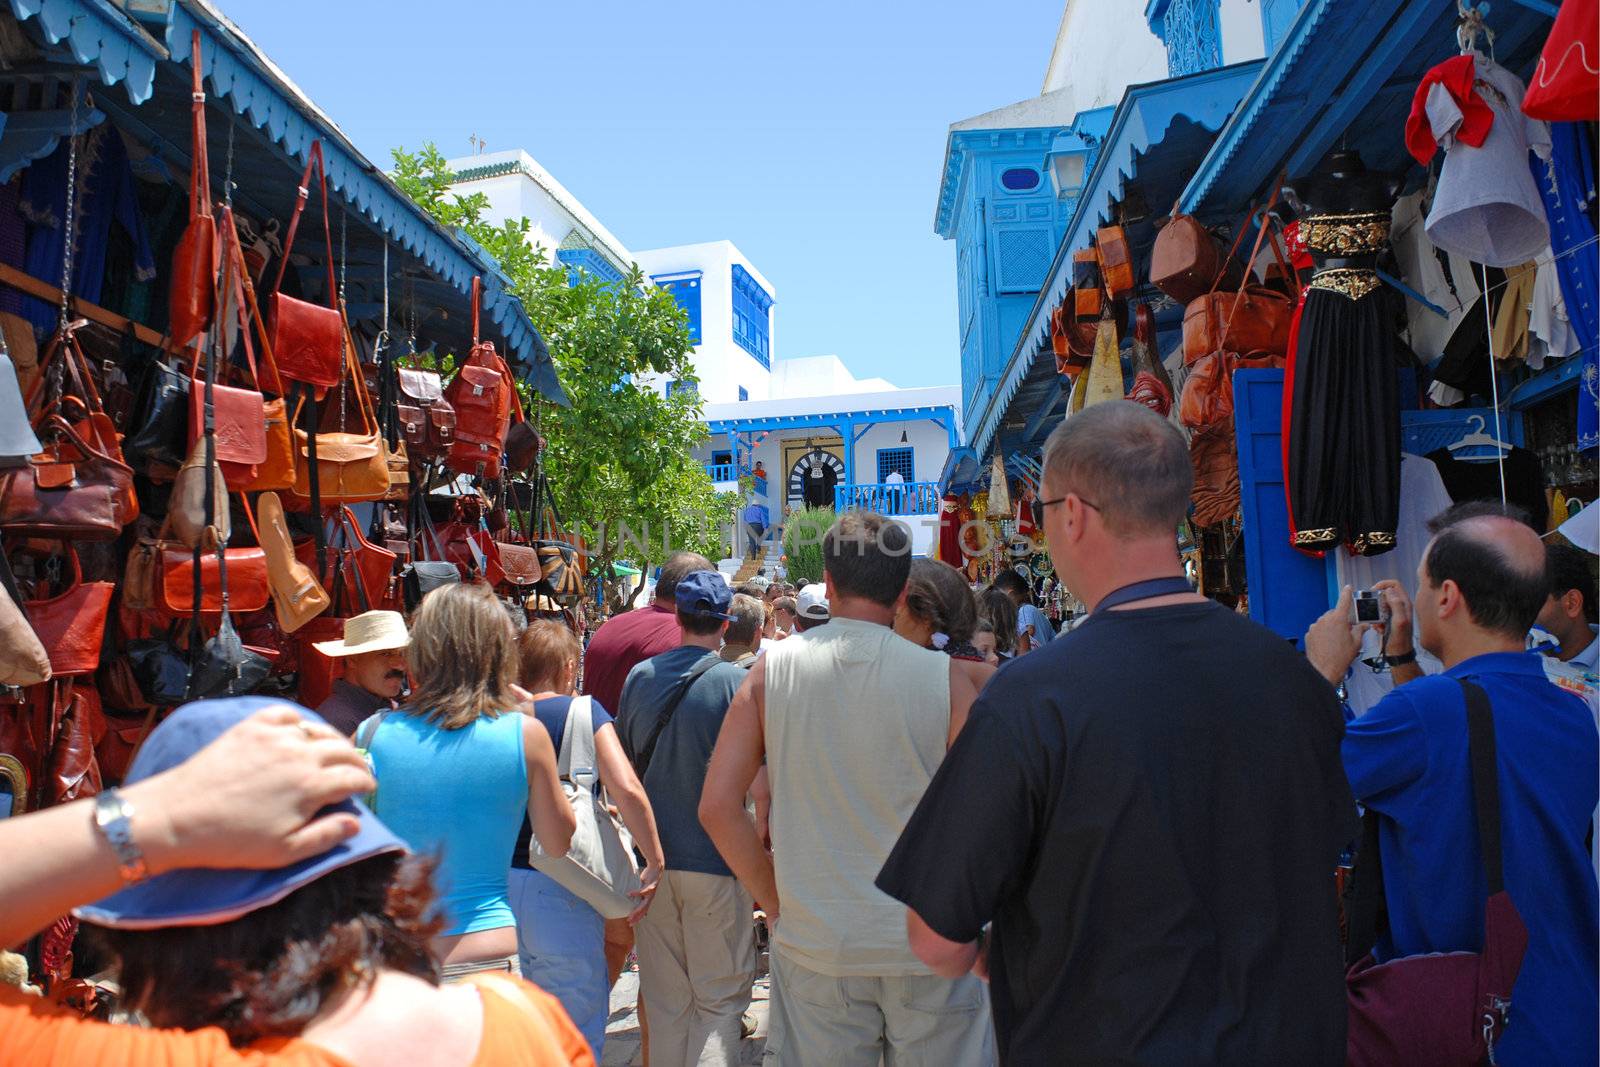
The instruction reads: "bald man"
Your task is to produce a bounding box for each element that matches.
[1307,502,1598,1067]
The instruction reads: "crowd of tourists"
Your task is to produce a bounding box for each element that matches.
[0,400,1594,1066]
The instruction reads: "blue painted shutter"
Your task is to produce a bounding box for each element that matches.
[1233,369,1327,642]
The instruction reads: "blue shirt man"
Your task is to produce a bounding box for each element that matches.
[1308,505,1599,1067]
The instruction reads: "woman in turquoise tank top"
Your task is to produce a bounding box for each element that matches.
[364,583,575,978]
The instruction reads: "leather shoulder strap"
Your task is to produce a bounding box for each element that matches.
[1460,679,1506,893]
[630,654,720,778]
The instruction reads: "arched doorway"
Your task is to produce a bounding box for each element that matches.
[788,449,846,511]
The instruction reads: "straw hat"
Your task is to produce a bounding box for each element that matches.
[311,610,410,658]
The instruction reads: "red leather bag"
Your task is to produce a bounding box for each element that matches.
[153,540,271,621]
[219,207,296,493]
[187,347,267,492]
[444,277,522,480]
[265,141,343,393]
[0,414,135,541]
[295,505,397,613]
[169,29,216,350]
[42,680,103,805]
[23,547,114,677]
[436,495,505,587]
[1096,225,1135,298]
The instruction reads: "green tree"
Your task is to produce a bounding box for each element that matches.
[392,143,737,610]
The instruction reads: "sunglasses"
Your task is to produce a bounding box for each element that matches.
[1030,493,1101,527]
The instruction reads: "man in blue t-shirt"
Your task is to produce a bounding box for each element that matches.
[1307,503,1599,1067]
[615,570,755,1064]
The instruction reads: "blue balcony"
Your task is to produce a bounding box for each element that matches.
[705,462,737,483]
[833,481,940,516]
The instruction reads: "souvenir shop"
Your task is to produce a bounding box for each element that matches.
[0,0,584,920]
[954,0,1597,638]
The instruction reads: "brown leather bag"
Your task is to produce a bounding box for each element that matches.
[169,434,231,550]
[287,320,391,505]
[1151,210,1235,305]
[23,546,114,677]
[0,414,135,541]
[255,491,329,633]
[396,368,455,462]
[219,209,295,493]
[1181,194,1294,365]
[265,141,343,393]
[169,29,216,350]
[497,541,543,591]
[1096,225,1135,298]
[0,554,50,687]
[151,514,271,621]
[43,680,104,804]
[186,353,266,492]
[1072,249,1103,320]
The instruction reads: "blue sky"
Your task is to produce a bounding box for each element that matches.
[222,0,1063,389]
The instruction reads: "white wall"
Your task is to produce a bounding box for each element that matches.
[447,150,632,272]
[1220,0,1266,64]
[1041,0,1169,106]
[633,241,777,406]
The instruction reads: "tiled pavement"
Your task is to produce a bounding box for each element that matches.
[601,967,771,1066]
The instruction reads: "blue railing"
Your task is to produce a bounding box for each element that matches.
[833,481,940,516]
[705,462,736,483]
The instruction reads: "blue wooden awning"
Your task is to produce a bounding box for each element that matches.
[965,60,1262,463]
[1179,0,1553,218]
[8,0,163,104]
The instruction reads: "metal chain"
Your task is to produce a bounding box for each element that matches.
[223,122,235,209]
[58,79,81,338]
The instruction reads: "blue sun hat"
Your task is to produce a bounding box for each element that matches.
[74,696,406,929]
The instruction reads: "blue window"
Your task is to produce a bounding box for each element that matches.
[738,386,748,402]
[666,379,697,399]
[731,264,773,369]
[999,167,1041,192]
[555,247,623,285]
[653,272,703,345]
[876,447,914,483]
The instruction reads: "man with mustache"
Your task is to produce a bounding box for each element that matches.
[312,609,411,736]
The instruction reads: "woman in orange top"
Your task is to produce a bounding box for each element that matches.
[0,699,593,1067]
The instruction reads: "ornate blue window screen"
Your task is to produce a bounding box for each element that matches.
[876,447,914,483]
[1155,0,1224,77]
[653,272,703,345]
[731,264,773,368]
[556,247,623,285]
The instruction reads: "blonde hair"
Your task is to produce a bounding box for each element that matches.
[404,583,519,729]
[518,620,582,693]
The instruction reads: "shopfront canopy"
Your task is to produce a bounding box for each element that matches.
[5,0,566,403]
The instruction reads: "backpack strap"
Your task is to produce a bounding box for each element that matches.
[1460,679,1505,894]
[629,654,720,779]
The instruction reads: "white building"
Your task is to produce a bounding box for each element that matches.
[450,156,960,560]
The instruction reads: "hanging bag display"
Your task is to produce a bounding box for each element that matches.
[527,695,643,920]
[1181,192,1295,364]
[265,140,343,392]
[443,277,521,480]
[287,314,391,506]
[1095,224,1135,298]
[220,206,296,493]
[1344,680,1528,1066]
[169,30,217,350]
[402,489,462,611]
[21,545,113,677]
[256,491,329,633]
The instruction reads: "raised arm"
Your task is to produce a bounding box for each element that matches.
[699,659,779,917]
[1,708,372,949]
[594,721,665,922]
[524,716,576,859]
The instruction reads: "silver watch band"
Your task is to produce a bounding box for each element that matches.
[92,788,149,885]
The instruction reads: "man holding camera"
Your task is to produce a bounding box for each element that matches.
[1306,502,1598,1067]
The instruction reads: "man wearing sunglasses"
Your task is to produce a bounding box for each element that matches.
[877,400,1355,1066]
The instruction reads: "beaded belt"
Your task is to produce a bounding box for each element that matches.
[1301,211,1390,255]
[1309,267,1382,301]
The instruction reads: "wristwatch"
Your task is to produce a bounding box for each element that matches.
[1385,648,1418,667]
[92,788,149,885]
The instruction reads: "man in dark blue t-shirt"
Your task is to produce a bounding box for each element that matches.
[1308,504,1599,1067]
[615,570,755,1064]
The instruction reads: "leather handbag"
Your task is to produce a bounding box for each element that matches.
[123,353,189,471]
[504,420,542,474]
[169,433,231,550]
[256,491,329,633]
[153,529,271,621]
[1096,224,1135,298]
[0,551,50,686]
[265,141,343,393]
[1345,681,1527,1067]
[1126,302,1175,417]
[403,493,462,611]
[95,705,158,785]
[443,277,520,480]
[1181,193,1295,365]
[287,320,391,506]
[1180,349,1283,432]
[169,29,216,350]
[296,505,397,613]
[44,680,104,804]
[1072,249,1103,320]
[528,695,642,919]
[220,209,296,493]
[23,546,113,677]
[186,351,266,492]
[0,414,135,541]
[1151,208,1237,305]
[497,541,542,591]
[186,610,272,700]
[435,499,505,587]
[126,637,192,707]
[396,368,455,462]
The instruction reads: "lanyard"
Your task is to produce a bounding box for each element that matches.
[1093,576,1194,615]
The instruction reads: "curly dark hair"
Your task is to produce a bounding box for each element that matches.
[91,853,441,1047]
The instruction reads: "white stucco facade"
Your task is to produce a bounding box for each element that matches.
[1041,0,1168,105]
[447,149,632,276]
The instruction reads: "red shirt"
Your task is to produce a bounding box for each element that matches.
[582,603,683,714]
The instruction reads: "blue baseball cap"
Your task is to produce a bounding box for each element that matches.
[75,697,406,930]
[675,569,734,621]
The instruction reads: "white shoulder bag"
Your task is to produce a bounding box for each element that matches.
[528,696,642,919]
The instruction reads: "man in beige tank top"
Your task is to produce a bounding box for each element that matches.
[701,512,996,1065]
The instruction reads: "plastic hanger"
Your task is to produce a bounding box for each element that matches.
[1446,414,1512,460]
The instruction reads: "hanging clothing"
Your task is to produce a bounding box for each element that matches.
[18,128,155,339]
[1390,189,1477,364]
[1284,213,1404,556]
[1521,0,1599,122]
[1406,55,1495,165]
[1337,454,1454,716]
[1422,55,1552,267]
[1533,122,1600,451]
[1490,260,1538,363]
[1425,445,1549,530]
[1528,253,1583,370]
[937,493,964,563]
